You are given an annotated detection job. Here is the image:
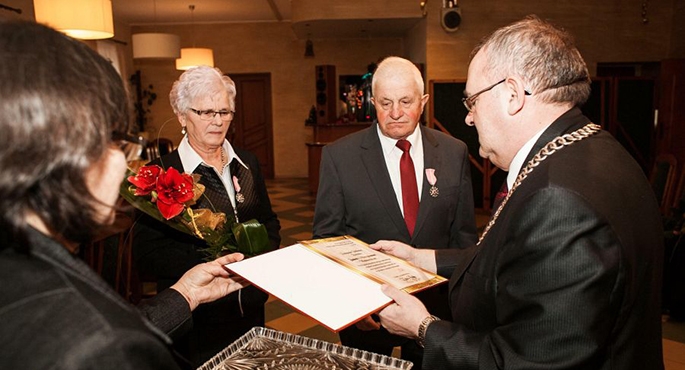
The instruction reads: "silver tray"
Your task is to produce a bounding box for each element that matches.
[197,327,413,370]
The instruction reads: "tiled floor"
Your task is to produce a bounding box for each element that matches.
[264,177,685,369]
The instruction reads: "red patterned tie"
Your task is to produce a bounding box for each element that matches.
[396,139,419,236]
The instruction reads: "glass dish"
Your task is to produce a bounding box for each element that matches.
[197,327,413,370]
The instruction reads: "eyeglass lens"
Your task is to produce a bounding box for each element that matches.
[191,108,234,121]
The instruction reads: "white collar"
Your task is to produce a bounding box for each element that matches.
[506,128,546,190]
[377,124,422,156]
[177,136,247,172]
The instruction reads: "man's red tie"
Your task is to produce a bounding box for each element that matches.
[396,139,419,236]
[492,182,509,213]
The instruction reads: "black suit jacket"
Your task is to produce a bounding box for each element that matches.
[426,108,664,370]
[0,228,192,370]
[313,123,478,318]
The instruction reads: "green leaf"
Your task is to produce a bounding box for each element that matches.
[232,219,269,257]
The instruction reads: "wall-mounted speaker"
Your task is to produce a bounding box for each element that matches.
[441,7,462,32]
[315,65,337,124]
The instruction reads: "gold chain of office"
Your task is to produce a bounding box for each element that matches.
[477,123,602,245]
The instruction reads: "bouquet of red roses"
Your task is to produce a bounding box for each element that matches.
[120,165,269,259]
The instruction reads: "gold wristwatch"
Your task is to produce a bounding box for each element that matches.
[416,315,440,348]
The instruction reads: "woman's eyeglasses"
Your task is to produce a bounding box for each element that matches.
[190,108,235,121]
[111,131,145,161]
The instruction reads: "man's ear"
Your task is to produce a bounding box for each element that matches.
[505,78,526,116]
[420,94,430,112]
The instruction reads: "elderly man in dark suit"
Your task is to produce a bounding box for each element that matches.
[313,56,478,368]
[374,16,664,370]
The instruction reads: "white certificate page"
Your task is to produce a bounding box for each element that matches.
[226,243,393,332]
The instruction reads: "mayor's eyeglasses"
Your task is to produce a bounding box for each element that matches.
[463,75,587,112]
[462,79,506,112]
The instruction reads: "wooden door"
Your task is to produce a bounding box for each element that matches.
[227,73,274,179]
[596,63,659,174]
[657,59,685,174]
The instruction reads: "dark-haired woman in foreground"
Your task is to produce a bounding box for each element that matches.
[0,19,245,370]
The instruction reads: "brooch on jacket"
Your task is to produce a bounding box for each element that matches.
[426,168,439,198]
[233,175,245,203]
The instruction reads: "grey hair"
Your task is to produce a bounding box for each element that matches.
[472,15,591,106]
[372,56,425,96]
[169,66,236,115]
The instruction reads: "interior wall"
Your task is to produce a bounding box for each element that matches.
[425,0,677,82]
[132,22,403,178]
[292,0,420,22]
[0,0,34,21]
[404,18,427,65]
[6,0,682,178]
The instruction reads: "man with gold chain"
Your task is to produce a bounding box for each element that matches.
[371,15,664,370]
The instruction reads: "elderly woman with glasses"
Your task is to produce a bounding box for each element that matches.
[133,66,281,366]
[0,20,248,370]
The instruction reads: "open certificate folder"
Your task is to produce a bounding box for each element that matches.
[225,235,447,332]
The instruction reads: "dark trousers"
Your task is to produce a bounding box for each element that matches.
[158,278,267,367]
[173,299,265,367]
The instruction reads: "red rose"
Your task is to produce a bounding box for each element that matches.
[128,165,162,196]
[156,167,195,220]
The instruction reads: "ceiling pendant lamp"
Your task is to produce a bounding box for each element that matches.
[176,5,214,70]
[176,48,214,70]
[132,0,180,59]
[34,0,114,40]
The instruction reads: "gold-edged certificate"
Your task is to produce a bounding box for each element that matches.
[225,236,447,332]
[299,236,446,294]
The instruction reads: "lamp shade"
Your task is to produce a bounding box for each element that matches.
[132,33,181,59]
[34,0,114,40]
[175,48,214,70]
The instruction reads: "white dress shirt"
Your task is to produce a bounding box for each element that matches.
[506,128,548,190]
[177,136,248,208]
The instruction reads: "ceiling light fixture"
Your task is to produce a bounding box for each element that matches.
[33,0,114,40]
[304,38,314,58]
[132,0,180,59]
[176,4,214,70]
